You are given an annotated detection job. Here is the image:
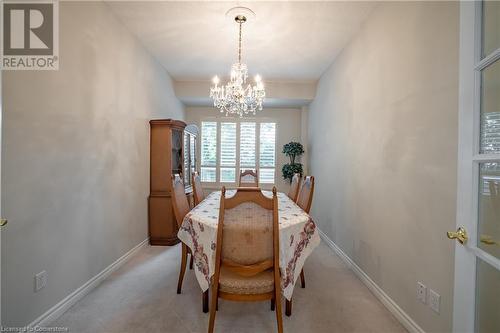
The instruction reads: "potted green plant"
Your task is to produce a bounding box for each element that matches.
[282,141,304,183]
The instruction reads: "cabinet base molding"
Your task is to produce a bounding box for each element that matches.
[150,236,180,246]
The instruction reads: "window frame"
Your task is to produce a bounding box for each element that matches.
[198,117,277,189]
[219,122,237,183]
[200,121,218,183]
[258,122,277,184]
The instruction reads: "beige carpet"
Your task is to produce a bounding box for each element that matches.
[53,242,406,333]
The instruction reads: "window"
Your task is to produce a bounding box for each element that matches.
[240,122,256,168]
[200,120,276,185]
[259,123,276,183]
[200,122,217,182]
[220,123,236,182]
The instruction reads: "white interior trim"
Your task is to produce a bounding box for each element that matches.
[28,238,150,328]
[318,229,425,333]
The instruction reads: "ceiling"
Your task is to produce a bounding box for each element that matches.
[105,1,377,81]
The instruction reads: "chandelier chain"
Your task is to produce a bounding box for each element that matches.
[238,22,242,64]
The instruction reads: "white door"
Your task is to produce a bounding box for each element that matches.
[453,1,500,332]
[0,58,3,326]
[0,59,4,325]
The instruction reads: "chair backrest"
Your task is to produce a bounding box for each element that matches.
[296,176,315,213]
[287,173,302,202]
[214,187,279,277]
[239,169,259,187]
[171,174,190,228]
[192,171,205,205]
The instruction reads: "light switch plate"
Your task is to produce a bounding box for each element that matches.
[429,289,440,313]
[35,271,47,292]
[417,282,427,304]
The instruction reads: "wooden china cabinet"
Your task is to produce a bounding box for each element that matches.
[148,119,186,246]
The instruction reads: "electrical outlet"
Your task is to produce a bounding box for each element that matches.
[417,282,427,304]
[35,271,47,292]
[429,289,440,313]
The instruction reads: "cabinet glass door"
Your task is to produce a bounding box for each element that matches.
[184,132,190,186]
[190,135,196,175]
[171,129,183,175]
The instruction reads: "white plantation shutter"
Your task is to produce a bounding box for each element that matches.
[259,123,276,167]
[199,120,277,186]
[240,122,256,167]
[201,167,216,182]
[201,122,217,182]
[220,168,236,182]
[259,169,275,184]
[220,123,236,166]
[259,123,276,184]
[220,123,236,182]
[201,122,217,166]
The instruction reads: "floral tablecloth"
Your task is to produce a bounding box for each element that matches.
[177,190,320,300]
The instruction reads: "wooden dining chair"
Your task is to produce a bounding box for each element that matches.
[192,171,205,206]
[286,175,315,316]
[296,176,315,213]
[171,174,209,313]
[208,187,283,333]
[287,173,302,202]
[238,169,259,187]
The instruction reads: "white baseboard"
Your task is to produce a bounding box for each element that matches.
[318,229,425,333]
[28,238,150,328]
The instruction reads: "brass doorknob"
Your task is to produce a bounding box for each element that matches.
[0,218,7,227]
[447,227,468,244]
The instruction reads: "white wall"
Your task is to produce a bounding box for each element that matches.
[185,107,304,193]
[1,2,184,326]
[308,2,458,332]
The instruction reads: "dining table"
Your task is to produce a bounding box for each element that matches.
[177,189,321,301]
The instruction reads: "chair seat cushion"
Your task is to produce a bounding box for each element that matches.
[219,266,275,295]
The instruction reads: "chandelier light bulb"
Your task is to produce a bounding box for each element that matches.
[255,74,261,82]
[213,76,220,85]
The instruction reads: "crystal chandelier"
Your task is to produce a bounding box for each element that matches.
[210,13,265,117]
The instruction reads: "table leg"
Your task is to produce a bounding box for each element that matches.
[203,290,209,313]
[285,299,292,317]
